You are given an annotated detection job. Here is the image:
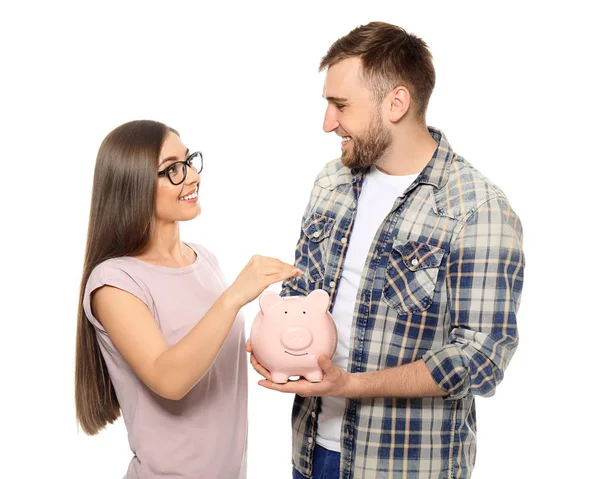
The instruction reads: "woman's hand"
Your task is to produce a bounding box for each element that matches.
[224,255,302,309]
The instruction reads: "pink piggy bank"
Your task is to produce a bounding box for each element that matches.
[250,289,337,384]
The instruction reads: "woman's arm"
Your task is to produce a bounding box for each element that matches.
[92,255,301,400]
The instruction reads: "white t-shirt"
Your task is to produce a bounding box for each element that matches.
[316,165,418,452]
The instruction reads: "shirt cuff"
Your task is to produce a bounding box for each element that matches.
[422,345,471,400]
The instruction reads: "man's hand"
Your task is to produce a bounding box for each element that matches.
[247,340,446,399]
[257,355,355,398]
[246,339,272,381]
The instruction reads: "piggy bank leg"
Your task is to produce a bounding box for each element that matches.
[271,371,289,384]
[304,369,324,383]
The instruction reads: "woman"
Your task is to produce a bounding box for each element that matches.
[75,120,300,478]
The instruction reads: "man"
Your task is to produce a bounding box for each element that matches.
[251,21,524,479]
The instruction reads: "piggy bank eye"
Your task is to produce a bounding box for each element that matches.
[303,311,306,314]
[284,311,288,314]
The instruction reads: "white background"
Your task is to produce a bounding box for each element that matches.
[1,1,598,478]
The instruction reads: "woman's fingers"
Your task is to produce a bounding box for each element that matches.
[264,267,302,286]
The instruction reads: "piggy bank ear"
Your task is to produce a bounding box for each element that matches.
[259,291,282,313]
[306,289,330,312]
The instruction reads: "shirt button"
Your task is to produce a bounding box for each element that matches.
[308,437,314,444]
[329,281,335,288]
[311,412,316,419]
[312,231,321,238]
[411,258,419,266]
[341,237,347,244]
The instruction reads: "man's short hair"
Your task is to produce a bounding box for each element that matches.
[320,22,436,119]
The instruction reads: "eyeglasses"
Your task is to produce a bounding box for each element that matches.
[157,151,203,185]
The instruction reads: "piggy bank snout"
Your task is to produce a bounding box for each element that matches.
[281,326,313,351]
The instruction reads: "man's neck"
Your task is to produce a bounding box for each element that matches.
[376,123,438,176]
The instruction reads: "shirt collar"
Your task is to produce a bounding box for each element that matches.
[412,127,454,190]
[328,126,454,189]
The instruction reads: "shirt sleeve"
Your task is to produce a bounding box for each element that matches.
[83,262,151,331]
[422,196,524,399]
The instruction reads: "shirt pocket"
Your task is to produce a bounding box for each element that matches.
[383,240,445,314]
[299,213,335,282]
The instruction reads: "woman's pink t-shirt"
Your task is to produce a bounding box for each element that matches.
[83,243,247,478]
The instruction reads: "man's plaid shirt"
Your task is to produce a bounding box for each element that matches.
[280,128,524,479]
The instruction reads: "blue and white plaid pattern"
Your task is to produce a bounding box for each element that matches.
[281,128,524,479]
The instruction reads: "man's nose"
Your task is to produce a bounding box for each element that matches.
[322,104,339,133]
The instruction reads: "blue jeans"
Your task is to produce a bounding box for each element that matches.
[292,444,340,479]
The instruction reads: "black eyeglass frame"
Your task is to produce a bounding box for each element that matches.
[157,151,203,185]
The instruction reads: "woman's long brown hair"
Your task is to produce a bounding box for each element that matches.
[75,120,175,434]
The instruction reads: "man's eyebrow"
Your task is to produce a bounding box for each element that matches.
[159,148,189,166]
[323,95,349,103]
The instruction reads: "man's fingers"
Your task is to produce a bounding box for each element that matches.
[258,378,313,397]
[258,379,292,393]
[317,355,333,371]
[250,354,271,380]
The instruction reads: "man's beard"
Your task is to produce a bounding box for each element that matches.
[341,113,392,170]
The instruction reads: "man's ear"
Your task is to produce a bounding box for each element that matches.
[388,85,411,123]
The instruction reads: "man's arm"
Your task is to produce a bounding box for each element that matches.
[258,355,447,398]
[421,196,524,399]
[345,359,447,398]
[260,196,524,400]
